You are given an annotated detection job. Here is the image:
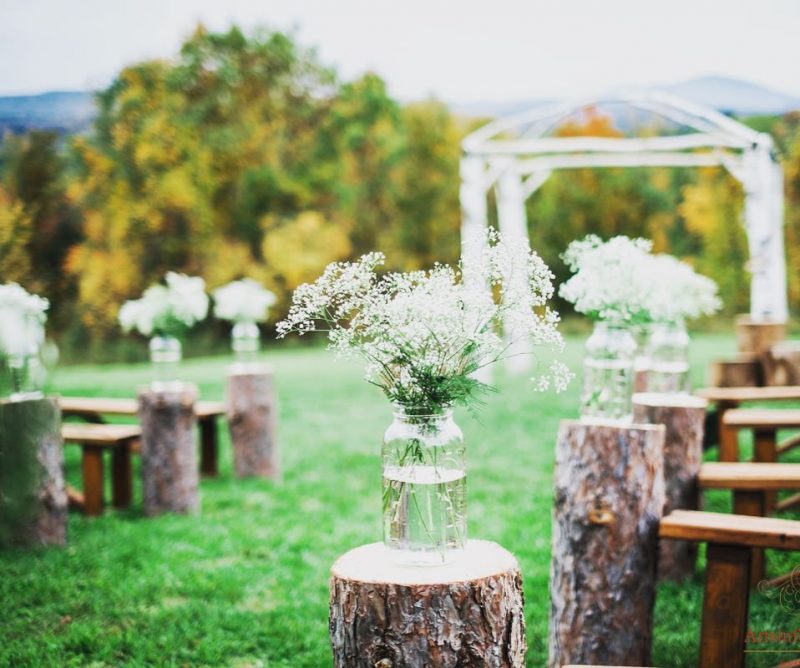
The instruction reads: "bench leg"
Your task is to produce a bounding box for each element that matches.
[112,440,133,509]
[754,428,778,513]
[699,542,751,668]
[720,423,739,462]
[200,418,218,477]
[81,447,104,516]
[733,490,766,588]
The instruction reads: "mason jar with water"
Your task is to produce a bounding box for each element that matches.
[646,319,691,394]
[382,406,466,566]
[581,321,637,423]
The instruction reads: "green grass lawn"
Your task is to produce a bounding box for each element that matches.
[3,334,800,667]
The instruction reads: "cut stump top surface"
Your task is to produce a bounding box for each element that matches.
[331,540,519,586]
[632,392,708,409]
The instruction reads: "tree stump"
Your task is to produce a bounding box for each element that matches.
[329,540,526,667]
[548,420,666,668]
[762,342,800,386]
[633,392,707,581]
[708,354,763,388]
[0,397,67,547]
[138,387,199,516]
[735,315,785,355]
[226,368,280,479]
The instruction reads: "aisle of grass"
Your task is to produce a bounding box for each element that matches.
[3,334,800,666]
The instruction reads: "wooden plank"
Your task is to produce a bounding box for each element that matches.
[696,386,800,403]
[699,462,800,489]
[723,409,800,428]
[777,433,800,455]
[659,510,800,550]
[754,429,778,512]
[62,423,141,445]
[776,492,800,511]
[111,443,133,509]
[199,417,218,477]
[699,543,751,668]
[59,396,224,418]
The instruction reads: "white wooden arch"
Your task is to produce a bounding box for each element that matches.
[460,90,787,372]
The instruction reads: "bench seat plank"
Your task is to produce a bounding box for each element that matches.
[696,386,800,403]
[59,396,225,418]
[722,408,800,428]
[659,510,800,550]
[699,462,800,490]
[62,423,141,445]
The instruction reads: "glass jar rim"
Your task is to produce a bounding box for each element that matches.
[391,403,454,419]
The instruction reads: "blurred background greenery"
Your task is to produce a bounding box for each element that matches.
[2,26,800,360]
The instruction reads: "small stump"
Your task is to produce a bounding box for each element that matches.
[548,419,666,668]
[633,392,707,581]
[226,367,280,479]
[138,386,199,516]
[708,354,763,388]
[762,341,800,386]
[329,540,526,667]
[0,397,66,546]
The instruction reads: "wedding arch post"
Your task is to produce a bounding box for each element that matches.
[460,91,788,376]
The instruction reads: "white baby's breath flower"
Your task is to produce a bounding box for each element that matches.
[118,272,208,337]
[277,229,570,411]
[643,254,722,322]
[213,279,277,323]
[0,283,49,356]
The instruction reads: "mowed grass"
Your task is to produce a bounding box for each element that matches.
[2,334,800,667]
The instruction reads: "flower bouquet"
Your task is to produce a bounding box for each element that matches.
[119,272,209,390]
[212,278,276,370]
[278,229,569,564]
[0,283,49,399]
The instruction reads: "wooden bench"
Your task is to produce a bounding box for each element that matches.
[660,510,800,668]
[719,408,800,467]
[62,423,141,516]
[695,386,800,456]
[699,462,800,585]
[59,396,225,476]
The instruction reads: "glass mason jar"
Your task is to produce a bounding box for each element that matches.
[645,320,691,394]
[5,312,46,400]
[231,321,260,370]
[382,406,466,566]
[149,335,182,391]
[581,321,637,423]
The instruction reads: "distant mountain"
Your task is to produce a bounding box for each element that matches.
[0,76,798,135]
[449,76,800,119]
[662,76,800,116]
[0,91,95,134]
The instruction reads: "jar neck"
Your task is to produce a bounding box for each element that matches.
[392,405,454,425]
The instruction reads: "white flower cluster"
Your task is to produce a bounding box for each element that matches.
[278,229,570,411]
[118,272,209,337]
[213,279,277,323]
[646,254,721,323]
[0,283,49,356]
[559,234,722,324]
[559,235,655,323]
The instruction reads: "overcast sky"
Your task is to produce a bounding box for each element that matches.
[1,0,799,102]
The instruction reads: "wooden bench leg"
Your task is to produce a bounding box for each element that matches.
[733,490,766,588]
[81,447,104,516]
[754,428,778,513]
[200,418,218,477]
[699,542,751,668]
[112,440,133,509]
[720,424,740,463]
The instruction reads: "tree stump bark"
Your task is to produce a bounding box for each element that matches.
[735,315,785,355]
[633,392,707,581]
[329,540,526,667]
[0,397,67,547]
[548,420,666,668]
[708,354,763,388]
[762,342,800,386]
[138,387,199,516]
[226,368,280,479]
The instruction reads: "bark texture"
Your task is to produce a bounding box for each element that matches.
[735,315,785,355]
[633,394,707,581]
[0,397,67,547]
[329,541,526,667]
[762,342,800,386]
[548,420,666,668]
[709,355,762,388]
[226,369,280,479]
[138,387,199,516]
